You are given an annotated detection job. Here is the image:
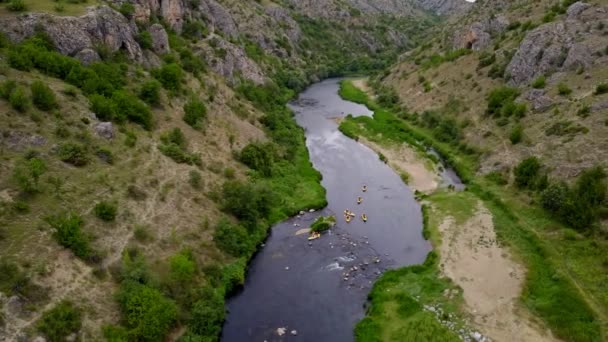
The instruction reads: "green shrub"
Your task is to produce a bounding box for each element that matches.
[118,2,135,18]
[153,63,183,91]
[115,281,177,341]
[310,215,336,233]
[7,0,27,12]
[169,250,196,283]
[531,75,546,89]
[12,157,46,193]
[486,86,520,117]
[158,143,201,165]
[514,156,541,188]
[31,81,58,111]
[89,94,117,121]
[0,80,17,99]
[161,127,186,148]
[189,170,202,189]
[111,90,153,130]
[577,105,591,118]
[509,125,523,144]
[557,83,572,96]
[138,80,161,106]
[95,147,114,164]
[189,289,224,338]
[595,83,608,95]
[94,201,117,221]
[46,213,92,259]
[541,182,570,214]
[239,142,276,177]
[137,31,153,50]
[221,180,273,229]
[9,86,30,112]
[213,219,252,257]
[183,98,207,128]
[37,301,82,342]
[57,142,89,166]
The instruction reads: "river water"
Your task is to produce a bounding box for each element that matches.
[221,79,432,342]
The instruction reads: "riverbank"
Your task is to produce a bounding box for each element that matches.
[340,79,605,341]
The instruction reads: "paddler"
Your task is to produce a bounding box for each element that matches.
[362,185,368,192]
[357,197,363,204]
[361,214,367,222]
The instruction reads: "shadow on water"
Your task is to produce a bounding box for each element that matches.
[221,79,432,342]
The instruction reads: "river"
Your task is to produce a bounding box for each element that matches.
[221,79,432,342]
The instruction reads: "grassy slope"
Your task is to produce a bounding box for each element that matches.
[339,80,605,342]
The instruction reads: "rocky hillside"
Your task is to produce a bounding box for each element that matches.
[0,0,457,341]
[382,0,608,180]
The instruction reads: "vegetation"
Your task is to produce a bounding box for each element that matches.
[45,213,93,260]
[158,128,201,165]
[509,125,523,144]
[595,83,608,95]
[486,86,525,118]
[12,157,47,193]
[37,301,82,342]
[557,83,572,96]
[513,157,541,189]
[94,201,117,221]
[57,142,89,166]
[138,80,161,106]
[31,80,58,111]
[183,97,207,128]
[339,80,603,342]
[531,75,546,89]
[9,86,30,112]
[310,215,336,233]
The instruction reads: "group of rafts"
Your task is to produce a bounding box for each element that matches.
[344,185,368,223]
[308,185,369,241]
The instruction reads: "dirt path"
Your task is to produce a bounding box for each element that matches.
[438,202,558,342]
[352,79,372,95]
[359,137,439,193]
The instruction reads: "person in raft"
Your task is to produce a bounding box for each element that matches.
[362,185,368,192]
[357,197,363,204]
[361,214,367,222]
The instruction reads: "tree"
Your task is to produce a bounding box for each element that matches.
[574,166,606,207]
[169,250,196,283]
[31,81,58,111]
[139,80,161,106]
[239,143,275,177]
[514,157,541,188]
[9,86,30,112]
[541,182,569,214]
[37,301,82,342]
[213,219,251,257]
[154,63,183,91]
[12,157,47,193]
[189,288,224,337]
[58,142,89,166]
[46,213,91,259]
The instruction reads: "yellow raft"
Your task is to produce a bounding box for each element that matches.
[361,214,367,222]
[308,232,321,240]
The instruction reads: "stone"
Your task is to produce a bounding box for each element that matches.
[291,330,298,336]
[32,337,47,342]
[0,131,47,150]
[65,333,77,342]
[6,295,24,316]
[591,100,608,113]
[74,48,101,65]
[522,89,554,112]
[276,327,286,336]
[199,38,266,85]
[161,0,184,32]
[94,122,114,140]
[567,2,591,18]
[148,23,170,54]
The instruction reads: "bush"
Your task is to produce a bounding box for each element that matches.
[7,0,27,11]
[31,81,58,111]
[138,80,161,106]
[57,142,89,166]
[189,170,202,189]
[169,250,196,283]
[310,216,336,233]
[118,2,135,18]
[541,182,570,214]
[514,156,541,188]
[12,157,47,193]
[116,281,177,341]
[183,98,207,128]
[37,301,82,342]
[213,219,252,257]
[94,201,117,221]
[557,83,572,96]
[153,63,183,91]
[239,142,275,177]
[531,75,546,89]
[9,86,30,112]
[595,83,608,95]
[0,80,17,99]
[189,289,224,338]
[158,143,201,165]
[509,125,523,144]
[111,91,153,130]
[46,213,92,259]
[574,166,606,207]
[221,180,273,229]
[89,94,116,121]
[486,86,520,117]
[137,31,153,50]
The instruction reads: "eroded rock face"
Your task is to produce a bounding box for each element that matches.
[199,39,266,85]
[0,131,47,150]
[149,23,170,54]
[200,0,239,38]
[94,122,115,140]
[161,0,185,32]
[522,89,554,112]
[0,6,143,61]
[74,48,101,65]
[453,16,509,51]
[507,2,606,86]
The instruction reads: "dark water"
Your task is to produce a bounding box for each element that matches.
[221,79,431,342]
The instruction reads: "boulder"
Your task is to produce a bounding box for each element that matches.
[74,48,101,65]
[148,23,170,54]
[199,38,266,85]
[567,1,591,18]
[161,0,184,33]
[0,131,47,150]
[200,0,238,38]
[452,16,508,51]
[94,122,114,140]
[522,89,553,112]
[591,100,608,113]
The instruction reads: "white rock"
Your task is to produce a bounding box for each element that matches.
[277,327,286,336]
[309,209,315,212]
[285,266,290,270]
[291,330,298,336]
